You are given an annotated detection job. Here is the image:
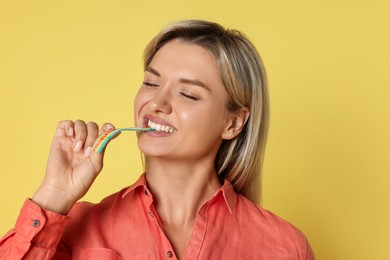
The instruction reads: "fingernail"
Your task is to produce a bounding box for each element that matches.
[106,124,114,131]
[68,127,74,137]
[84,146,92,157]
[74,140,82,152]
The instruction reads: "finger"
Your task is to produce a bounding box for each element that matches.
[87,123,115,163]
[57,120,75,137]
[74,120,87,152]
[83,122,99,157]
[98,122,115,135]
[85,121,99,148]
[104,123,122,143]
[88,122,118,157]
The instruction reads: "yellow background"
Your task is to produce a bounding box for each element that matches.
[1,0,389,259]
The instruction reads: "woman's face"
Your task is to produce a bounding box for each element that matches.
[134,39,234,162]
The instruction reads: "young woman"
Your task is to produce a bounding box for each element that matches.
[0,20,314,259]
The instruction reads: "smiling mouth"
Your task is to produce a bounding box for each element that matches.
[146,118,177,133]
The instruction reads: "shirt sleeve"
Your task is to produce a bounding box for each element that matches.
[306,245,316,260]
[0,199,70,260]
[299,230,316,260]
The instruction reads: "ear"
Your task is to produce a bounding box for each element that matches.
[222,107,250,140]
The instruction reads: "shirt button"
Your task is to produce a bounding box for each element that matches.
[167,251,173,258]
[32,219,40,228]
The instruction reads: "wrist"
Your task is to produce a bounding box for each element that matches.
[32,186,76,215]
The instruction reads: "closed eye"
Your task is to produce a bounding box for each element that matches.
[143,82,159,87]
[180,92,199,101]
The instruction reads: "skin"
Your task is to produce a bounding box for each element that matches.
[135,39,249,258]
[32,39,249,260]
[32,120,117,215]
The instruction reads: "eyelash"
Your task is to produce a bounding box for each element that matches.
[180,92,199,101]
[143,82,159,87]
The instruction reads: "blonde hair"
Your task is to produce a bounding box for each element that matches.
[143,20,269,204]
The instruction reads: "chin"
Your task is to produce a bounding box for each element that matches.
[137,141,167,158]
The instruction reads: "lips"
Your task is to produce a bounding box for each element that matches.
[144,115,177,133]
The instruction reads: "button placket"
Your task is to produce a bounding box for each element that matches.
[143,190,175,259]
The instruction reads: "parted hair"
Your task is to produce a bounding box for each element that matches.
[143,20,270,204]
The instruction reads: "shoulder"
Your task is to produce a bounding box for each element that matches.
[69,186,133,218]
[62,186,137,237]
[65,174,148,228]
[235,195,299,234]
[233,195,314,259]
[60,186,141,246]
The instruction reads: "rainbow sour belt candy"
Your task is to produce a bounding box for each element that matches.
[92,127,155,154]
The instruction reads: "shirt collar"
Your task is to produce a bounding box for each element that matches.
[122,173,237,214]
[122,173,148,198]
[218,180,238,214]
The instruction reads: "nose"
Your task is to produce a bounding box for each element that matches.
[148,85,172,114]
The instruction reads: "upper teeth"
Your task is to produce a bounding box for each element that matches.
[147,120,176,133]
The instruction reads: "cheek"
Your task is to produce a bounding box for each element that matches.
[133,91,147,121]
[178,109,191,124]
[133,95,141,112]
[179,106,223,131]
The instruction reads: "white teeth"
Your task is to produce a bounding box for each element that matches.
[147,119,176,133]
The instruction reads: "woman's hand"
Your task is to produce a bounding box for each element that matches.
[32,120,118,215]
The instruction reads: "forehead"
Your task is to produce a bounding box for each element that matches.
[147,39,229,99]
[149,39,220,76]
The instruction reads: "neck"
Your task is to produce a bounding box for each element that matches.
[145,158,221,227]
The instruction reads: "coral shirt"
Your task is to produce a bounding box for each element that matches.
[0,174,314,259]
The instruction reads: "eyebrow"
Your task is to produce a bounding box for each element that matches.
[145,66,211,92]
[179,78,211,91]
[145,66,160,77]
